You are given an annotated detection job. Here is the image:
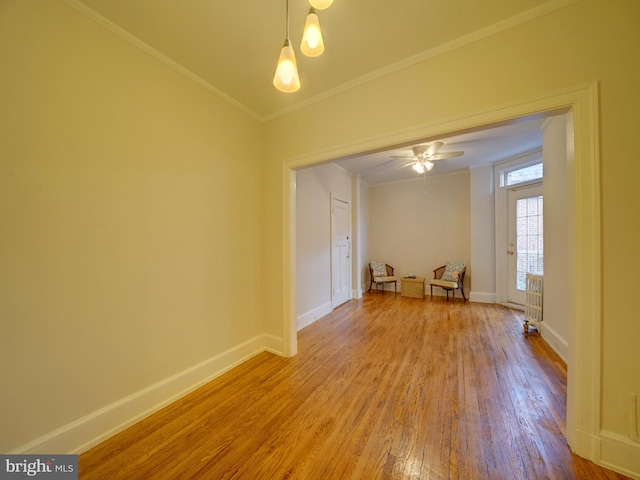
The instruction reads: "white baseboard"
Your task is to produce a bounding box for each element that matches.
[469,291,496,303]
[10,334,280,456]
[427,289,466,300]
[352,288,363,299]
[363,283,401,294]
[376,283,399,293]
[499,301,524,311]
[297,301,332,331]
[599,430,640,479]
[262,333,286,356]
[541,322,568,363]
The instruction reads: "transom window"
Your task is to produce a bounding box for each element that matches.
[503,162,543,187]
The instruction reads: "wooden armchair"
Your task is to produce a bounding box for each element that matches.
[429,262,466,303]
[368,261,397,294]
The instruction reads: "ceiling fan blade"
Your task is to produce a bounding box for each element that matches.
[429,151,464,160]
[388,161,416,173]
[412,146,428,157]
[425,141,444,157]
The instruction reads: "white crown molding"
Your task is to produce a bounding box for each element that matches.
[369,167,470,188]
[59,0,578,124]
[58,0,263,122]
[264,0,581,121]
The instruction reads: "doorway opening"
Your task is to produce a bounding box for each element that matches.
[285,83,601,460]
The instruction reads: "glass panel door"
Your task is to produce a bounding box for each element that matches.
[508,184,543,305]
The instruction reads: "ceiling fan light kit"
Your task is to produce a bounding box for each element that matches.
[392,142,464,176]
[412,160,434,173]
[274,0,333,92]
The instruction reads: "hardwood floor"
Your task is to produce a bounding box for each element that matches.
[79,295,629,479]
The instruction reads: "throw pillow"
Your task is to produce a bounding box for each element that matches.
[442,261,465,282]
[370,261,387,277]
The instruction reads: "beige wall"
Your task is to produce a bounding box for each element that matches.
[369,173,471,291]
[296,170,470,312]
[542,115,572,359]
[356,179,371,294]
[295,164,352,326]
[264,0,640,474]
[469,165,496,303]
[2,0,639,475]
[0,0,263,452]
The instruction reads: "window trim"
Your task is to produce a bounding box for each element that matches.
[496,149,543,188]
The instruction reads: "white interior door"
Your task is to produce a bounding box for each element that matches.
[507,184,543,305]
[331,196,351,308]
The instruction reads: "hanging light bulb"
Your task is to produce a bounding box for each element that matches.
[273,38,300,92]
[301,7,324,57]
[273,0,300,92]
[424,160,434,171]
[309,0,333,10]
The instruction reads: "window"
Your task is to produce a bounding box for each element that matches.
[516,195,543,290]
[503,162,543,187]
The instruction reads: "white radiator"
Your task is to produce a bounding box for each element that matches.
[524,273,543,335]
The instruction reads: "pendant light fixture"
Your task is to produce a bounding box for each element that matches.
[273,0,300,93]
[309,0,334,10]
[301,7,324,57]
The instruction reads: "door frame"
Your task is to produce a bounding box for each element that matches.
[283,83,601,461]
[494,150,544,309]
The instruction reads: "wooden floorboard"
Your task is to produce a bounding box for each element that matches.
[79,294,630,479]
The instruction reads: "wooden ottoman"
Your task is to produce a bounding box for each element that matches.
[401,276,425,299]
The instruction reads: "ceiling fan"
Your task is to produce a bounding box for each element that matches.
[391,141,464,174]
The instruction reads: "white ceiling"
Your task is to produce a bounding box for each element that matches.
[68,0,554,120]
[67,0,554,183]
[332,116,545,185]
